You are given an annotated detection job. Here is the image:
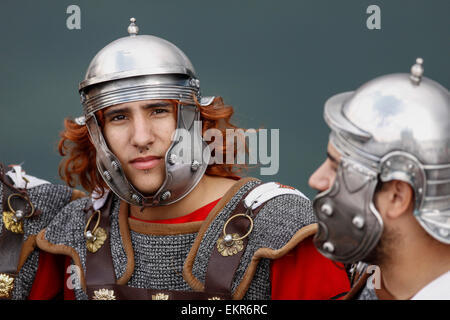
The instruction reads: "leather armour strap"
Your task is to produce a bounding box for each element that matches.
[0,164,27,299]
[203,185,264,295]
[85,193,116,286]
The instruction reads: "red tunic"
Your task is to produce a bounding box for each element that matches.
[28,198,349,300]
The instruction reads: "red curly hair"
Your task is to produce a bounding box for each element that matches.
[58,97,248,195]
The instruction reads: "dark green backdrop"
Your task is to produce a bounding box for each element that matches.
[0,0,449,199]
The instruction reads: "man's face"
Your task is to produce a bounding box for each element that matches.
[102,99,176,195]
[308,142,341,193]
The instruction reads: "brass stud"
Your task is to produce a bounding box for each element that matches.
[0,273,14,298]
[92,288,116,300]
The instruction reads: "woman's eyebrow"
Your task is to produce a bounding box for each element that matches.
[142,101,172,109]
[104,107,130,118]
[327,152,339,165]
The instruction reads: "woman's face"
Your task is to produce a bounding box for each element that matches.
[102,99,176,194]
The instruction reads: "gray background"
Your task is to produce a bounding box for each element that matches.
[0,0,448,199]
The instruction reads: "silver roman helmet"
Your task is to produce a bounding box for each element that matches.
[76,18,213,207]
[313,58,450,263]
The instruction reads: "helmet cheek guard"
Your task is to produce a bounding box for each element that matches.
[313,157,383,264]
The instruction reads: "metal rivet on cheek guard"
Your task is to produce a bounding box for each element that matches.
[103,171,112,181]
[323,242,335,253]
[160,191,171,201]
[168,154,177,165]
[191,160,200,171]
[132,194,141,204]
[111,161,120,171]
[320,203,333,217]
[352,215,365,229]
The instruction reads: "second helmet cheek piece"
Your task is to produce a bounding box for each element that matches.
[313,139,430,264]
[313,156,383,264]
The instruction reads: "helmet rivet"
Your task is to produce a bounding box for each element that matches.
[168,153,177,165]
[161,191,171,201]
[80,92,87,104]
[74,116,86,126]
[111,161,120,171]
[131,194,141,204]
[320,203,333,217]
[103,170,112,181]
[191,160,200,171]
[439,228,449,238]
[323,242,335,253]
[352,215,365,229]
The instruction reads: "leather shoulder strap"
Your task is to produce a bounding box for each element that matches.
[85,193,116,286]
[203,182,293,295]
[0,164,26,299]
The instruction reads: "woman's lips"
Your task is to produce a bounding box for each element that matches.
[130,156,162,170]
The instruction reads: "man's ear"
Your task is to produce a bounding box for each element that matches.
[385,180,414,219]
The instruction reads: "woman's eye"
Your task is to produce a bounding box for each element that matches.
[111,115,126,121]
[151,108,169,115]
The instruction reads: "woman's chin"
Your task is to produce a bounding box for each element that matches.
[132,180,163,196]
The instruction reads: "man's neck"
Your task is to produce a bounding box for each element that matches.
[379,228,450,299]
[129,175,237,221]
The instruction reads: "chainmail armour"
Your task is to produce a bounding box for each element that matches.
[0,181,73,300]
[42,179,316,300]
[357,284,378,300]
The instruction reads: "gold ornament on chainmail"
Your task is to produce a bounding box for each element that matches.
[0,273,15,298]
[2,211,24,234]
[2,193,35,234]
[84,210,107,253]
[217,233,244,257]
[216,213,254,257]
[92,288,116,300]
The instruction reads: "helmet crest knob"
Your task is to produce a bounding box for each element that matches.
[410,57,424,85]
[127,17,139,36]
